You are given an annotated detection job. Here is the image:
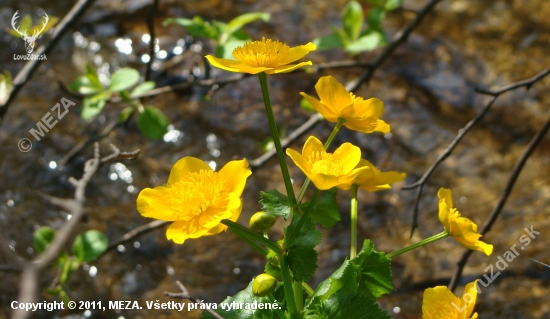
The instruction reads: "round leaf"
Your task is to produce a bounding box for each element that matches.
[109,68,140,92]
[33,226,56,254]
[72,230,108,263]
[138,107,170,140]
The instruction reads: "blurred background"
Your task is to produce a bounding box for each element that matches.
[0,0,549,318]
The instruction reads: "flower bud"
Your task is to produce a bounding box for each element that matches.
[252,273,277,297]
[249,212,276,233]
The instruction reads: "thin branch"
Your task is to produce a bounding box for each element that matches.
[164,281,225,319]
[145,0,160,81]
[11,143,140,319]
[402,68,550,236]
[448,113,550,291]
[0,0,97,123]
[106,220,168,252]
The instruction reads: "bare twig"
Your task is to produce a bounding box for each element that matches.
[107,220,168,252]
[402,68,550,236]
[145,0,159,81]
[164,281,225,319]
[0,0,97,123]
[11,143,140,319]
[448,113,550,291]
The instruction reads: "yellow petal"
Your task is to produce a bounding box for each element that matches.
[286,148,312,177]
[166,219,208,244]
[300,92,339,121]
[343,118,390,134]
[332,142,361,173]
[206,199,242,235]
[218,159,252,195]
[277,42,317,65]
[352,97,384,119]
[205,55,242,73]
[438,187,454,208]
[462,280,479,318]
[438,188,453,231]
[315,76,353,113]
[309,173,343,190]
[199,202,234,229]
[269,61,312,74]
[302,135,325,156]
[136,186,177,221]
[168,157,211,186]
[449,215,493,256]
[422,286,461,319]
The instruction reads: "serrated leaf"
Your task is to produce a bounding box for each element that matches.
[342,1,364,41]
[304,291,390,319]
[384,0,404,11]
[350,240,393,299]
[299,189,340,228]
[201,279,285,319]
[260,189,291,220]
[221,12,270,44]
[72,230,108,263]
[130,81,155,98]
[33,226,56,254]
[284,217,322,282]
[309,259,358,307]
[137,106,170,140]
[80,93,108,120]
[109,68,140,92]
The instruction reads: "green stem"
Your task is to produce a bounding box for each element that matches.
[284,190,321,249]
[350,184,359,259]
[267,294,286,319]
[302,282,315,297]
[293,280,303,311]
[258,72,297,206]
[222,220,281,254]
[296,118,346,203]
[236,232,268,257]
[386,230,450,259]
[279,254,298,317]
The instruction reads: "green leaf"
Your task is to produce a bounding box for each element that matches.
[137,106,170,140]
[346,30,384,54]
[284,217,322,282]
[304,291,390,319]
[221,12,270,43]
[201,279,285,319]
[259,189,291,220]
[342,1,364,41]
[72,230,108,263]
[164,16,220,40]
[299,189,341,228]
[384,0,403,11]
[130,81,155,98]
[218,39,248,59]
[59,257,72,284]
[118,107,134,123]
[80,93,108,120]
[0,70,13,105]
[349,240,393,299]
[69,66,104,95]
[33,226,56,254]
[312,32,345,51]
[108,68,140,92]
[310,259,358,303]
[364,0,386,7]
[367,7,386,29]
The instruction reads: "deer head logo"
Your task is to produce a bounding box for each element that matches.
[11,10,49,54]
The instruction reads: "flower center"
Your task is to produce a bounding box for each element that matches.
[170,169,221,220]
[232,37,290,67]
[307,151,345,176]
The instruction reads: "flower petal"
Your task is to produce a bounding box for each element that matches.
[277,42,317,65]
[286,148,312,178]
[438,188,453,231]
[352,97,384,119]
[168,157,212,186]
[218,159,252,195]
[344,118,390,134]
[136,186,177,221]
[300,92,339,121]
[422,286,461,319]
[166,219,208,244]
[438,187,454,208]
[332,142,361,173]
[302,135,325,157]
[450,215,493,255]
[269,61,312,74]
[315,76,353,112]
[462,280,479,318]
[309,173,342,190]
[205,55,242,73]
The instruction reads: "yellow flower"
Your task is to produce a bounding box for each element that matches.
[337,159,406,191]
[286,136,368,190]
[422,281,479,319]
[136,157,252,244]
[438,188,493,256]
[205,37,316,74]
[300,75,390,134]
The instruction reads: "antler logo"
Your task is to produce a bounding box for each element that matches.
[11,10,49,54]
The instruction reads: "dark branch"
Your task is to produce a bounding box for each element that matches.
[0,0,97,123]
[106,220,168,252]
[448,113,550,291]
[403,68,550,236]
